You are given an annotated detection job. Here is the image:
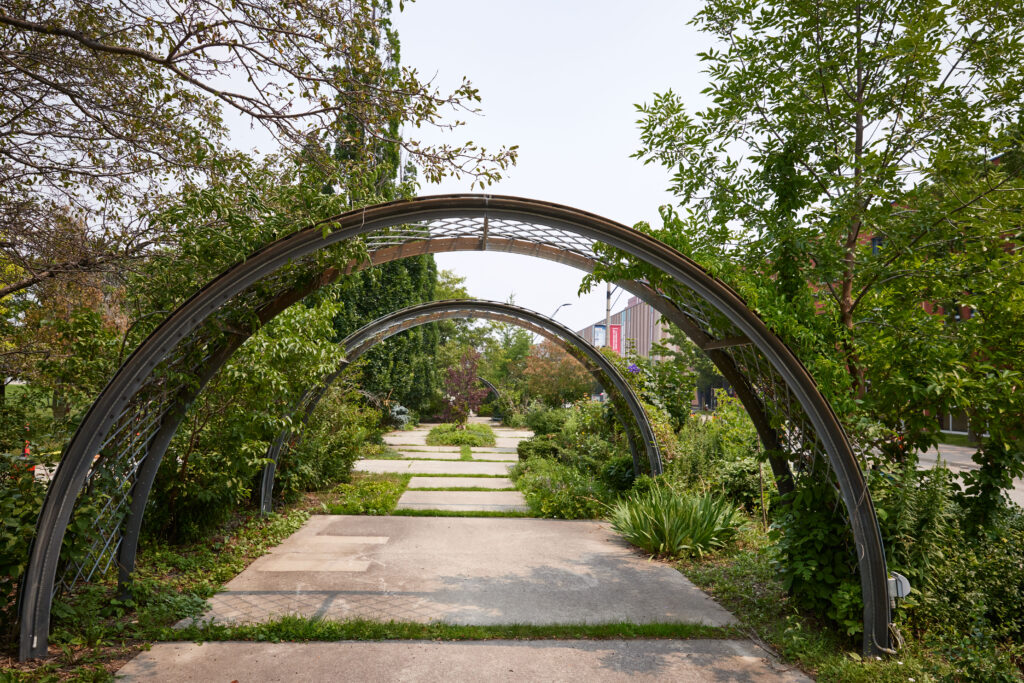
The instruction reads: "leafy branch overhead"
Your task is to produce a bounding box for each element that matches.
[0,0,517,297]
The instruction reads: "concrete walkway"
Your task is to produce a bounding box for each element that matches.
[116,419,806,681]
[187,515,737,627]
[117,640,810,682]
[362,419,529,513]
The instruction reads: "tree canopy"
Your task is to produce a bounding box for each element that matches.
[0,0,516,298]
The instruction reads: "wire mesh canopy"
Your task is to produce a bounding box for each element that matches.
[18,195,893,659]
[256,299,664,515]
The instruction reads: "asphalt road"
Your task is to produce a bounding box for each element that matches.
[917,443,1024,508]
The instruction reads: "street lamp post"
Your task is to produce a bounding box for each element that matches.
[550,302,572,318]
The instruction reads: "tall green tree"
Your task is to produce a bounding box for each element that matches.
[629,0,1024,461]
[620,0,1024,633]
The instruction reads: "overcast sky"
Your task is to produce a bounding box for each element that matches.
[225,2,714,333]
[391,0,713,331]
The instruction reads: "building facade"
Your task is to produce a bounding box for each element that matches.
[577,296,673,358]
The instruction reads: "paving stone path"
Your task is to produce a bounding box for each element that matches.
[376,418,530,513]
[116,417,809,681]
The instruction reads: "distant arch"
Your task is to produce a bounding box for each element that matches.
[476,376,500,402]
[19,195,892,658]
[256,299,662,514]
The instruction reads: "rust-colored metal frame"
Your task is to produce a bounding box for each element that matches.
[257,299,663,514]
[18,195,893,659]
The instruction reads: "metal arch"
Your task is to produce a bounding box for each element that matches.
[256,300,662,514]
[476,376,500,402]
[18,194,892,659]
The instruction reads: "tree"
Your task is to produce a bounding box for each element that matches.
[619,0,1024,633]
[0,0,517,298]
[441,349,489,426]
[523,340,594,407]
[627,0,1024,460]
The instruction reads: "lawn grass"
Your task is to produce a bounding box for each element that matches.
[460,444,472,460]
[167,615,738,643]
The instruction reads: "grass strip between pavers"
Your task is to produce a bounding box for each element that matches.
[390,509,533,518]
[366,455,513,463]
[165,616,740,643]
[406,487,518,492]
[405,472,509,478]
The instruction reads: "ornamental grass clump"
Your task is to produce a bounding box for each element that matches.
[609,486,742,558]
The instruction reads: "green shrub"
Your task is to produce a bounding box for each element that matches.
[524,405,569,435]
[502,411,527,428]
[716,457,767,513]
[0,452,47,639]
[662,397,772,513]
[516,434,562,461]
[770,474,862,634]
[276,385,382,500]
[426,422,496,447]
[609,486,743,558]
[601,454,637,492]
[510,457,611,519]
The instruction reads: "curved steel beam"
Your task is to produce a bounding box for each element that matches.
[20,195,891,659]
[476,376,500,402]
[257,300,661,514]
[356,238,794,494]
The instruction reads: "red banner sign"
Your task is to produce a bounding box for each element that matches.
[609,324,622,353]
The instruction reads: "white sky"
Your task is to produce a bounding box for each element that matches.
[226,1,714,333]
[393,0,713,331]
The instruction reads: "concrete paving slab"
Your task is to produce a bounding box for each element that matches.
[116,639,809,682]
[192,516,737,627]
[382,444,505,454]
[393,450,464,460]
[407,476,515,489]
[355,459,511,476]
[494,437,524,448]
[395,490,528,512]
[472,452,518,462]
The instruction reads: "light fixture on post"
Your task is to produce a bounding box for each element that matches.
[550,302,572,318]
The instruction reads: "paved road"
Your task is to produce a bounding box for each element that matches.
[918,443,1024,508]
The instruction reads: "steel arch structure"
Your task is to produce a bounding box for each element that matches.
[256,299,663,514]
[18,194,894,659]
[476,376,500,402]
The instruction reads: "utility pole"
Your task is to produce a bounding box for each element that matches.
[605,282,611,347]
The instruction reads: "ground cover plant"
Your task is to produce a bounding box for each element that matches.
[426,422,496,447]
[0,501,315,680]
[324,472,410,515]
